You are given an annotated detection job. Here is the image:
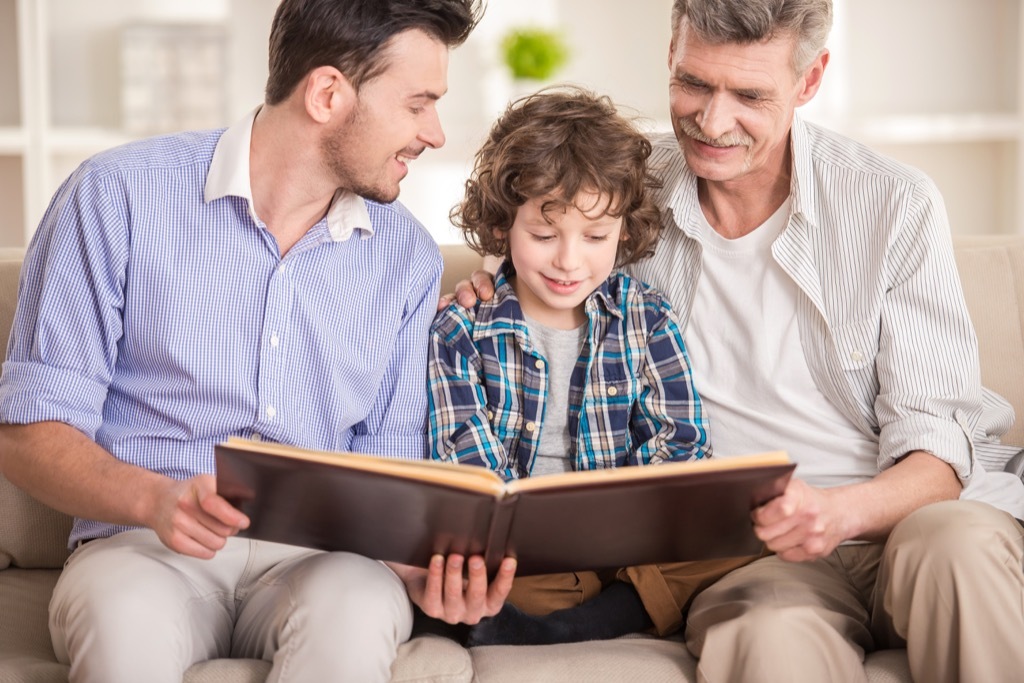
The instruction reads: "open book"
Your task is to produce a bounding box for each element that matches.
[215,438,795,575]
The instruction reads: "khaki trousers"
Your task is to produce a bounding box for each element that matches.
[49,529,413,683]
[507,554,758,636]
[686,500,1024,683]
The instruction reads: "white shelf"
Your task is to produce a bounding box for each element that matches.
[0,126,26,154]
[46,127,136,155]
[831,114,1023,145]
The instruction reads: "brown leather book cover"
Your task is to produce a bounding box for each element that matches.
[215,438,795,575]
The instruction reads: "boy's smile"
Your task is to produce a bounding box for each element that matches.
[503,191,624,330]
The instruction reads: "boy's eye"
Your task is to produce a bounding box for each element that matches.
[586,234,610,242]
[530,233,555,242]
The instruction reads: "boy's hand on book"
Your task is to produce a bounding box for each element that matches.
[387,554,517,624]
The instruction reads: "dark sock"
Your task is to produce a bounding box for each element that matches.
[467,582,654,646]
[410,606,471,645]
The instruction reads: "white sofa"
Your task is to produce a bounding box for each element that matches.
[4,236,1024,682]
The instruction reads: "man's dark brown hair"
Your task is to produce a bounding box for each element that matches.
[452,87,663,267]
[265,0,483,104]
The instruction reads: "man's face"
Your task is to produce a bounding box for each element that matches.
[667,22,822,187]
[322,29,449,203]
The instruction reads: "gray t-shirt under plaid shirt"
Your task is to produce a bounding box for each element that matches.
[522,313,586,476]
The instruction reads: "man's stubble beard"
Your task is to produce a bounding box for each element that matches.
[321,107,399,204]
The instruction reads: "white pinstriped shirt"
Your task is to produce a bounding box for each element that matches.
[0,109,443,546]
[628,114,1024,517]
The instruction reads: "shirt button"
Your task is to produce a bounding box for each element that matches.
[278,264,287,274]
[850,350,864,362]
[525,421,537,433]
[535,359,545,369]
[607,386,618,396]
[251,433,262,442]
[266,406,277,419]
[270,334,280,348]
[487,410,494,420]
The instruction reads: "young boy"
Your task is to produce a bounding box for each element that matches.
[428,88,753,645]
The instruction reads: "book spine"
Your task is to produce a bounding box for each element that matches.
[483,494,518,575]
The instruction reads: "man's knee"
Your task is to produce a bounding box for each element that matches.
[51,546,220,682]
[267,552,413,682]
[886,500,1018,568]
[285,552,412,636]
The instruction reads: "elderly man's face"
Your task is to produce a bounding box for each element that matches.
[667,22,825,188]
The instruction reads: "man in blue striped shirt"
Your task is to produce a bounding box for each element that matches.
[0,1,514,681]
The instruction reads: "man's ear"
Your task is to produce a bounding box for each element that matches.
[303,65,356,124]
[796,49,830,107]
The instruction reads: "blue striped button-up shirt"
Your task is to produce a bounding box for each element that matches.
[0,108,442,546]
[428,262,711,480]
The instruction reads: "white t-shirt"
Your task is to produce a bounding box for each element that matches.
[685,198,880,488]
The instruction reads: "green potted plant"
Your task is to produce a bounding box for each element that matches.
[501,27,569,82]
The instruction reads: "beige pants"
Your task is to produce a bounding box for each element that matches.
[686,500,1024,683]
[507,555,759,636]
[49,529,413,683]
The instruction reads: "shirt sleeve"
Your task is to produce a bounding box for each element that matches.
[0,163,129,437]
[873,177,985,482]
[629,298,712,465]
[349,242,441,460]
[427,306,517,481]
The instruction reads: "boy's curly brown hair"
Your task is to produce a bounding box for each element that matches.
[451,86,663,267]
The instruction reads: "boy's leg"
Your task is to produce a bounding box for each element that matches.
[873,500,1024,683]
[505,571,606,614]
[685,549,877,683]
[467,557,759,646]
[467,577,648,646]
[49,529,254,683]
[233,549,413,683]
[618,555,760,636]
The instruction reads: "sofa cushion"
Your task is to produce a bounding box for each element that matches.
[391,635,474,683]
[439,244,483,297]
[0,568,65,679]
[1,249,75,571]
[0,248,23,358]
[953,235,1024,447]
[0,473,73,570]
[184,660,270,683]
[470,635,699,682]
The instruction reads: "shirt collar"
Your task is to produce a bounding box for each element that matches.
[204,106,374,242]
[787,113,818,228]
[472,259,623,343]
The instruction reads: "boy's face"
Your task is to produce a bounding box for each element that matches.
[503,191,624,330]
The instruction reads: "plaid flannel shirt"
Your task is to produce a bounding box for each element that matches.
[428,262,711,480]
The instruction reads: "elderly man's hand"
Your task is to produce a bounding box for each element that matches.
[751,478,850,563]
